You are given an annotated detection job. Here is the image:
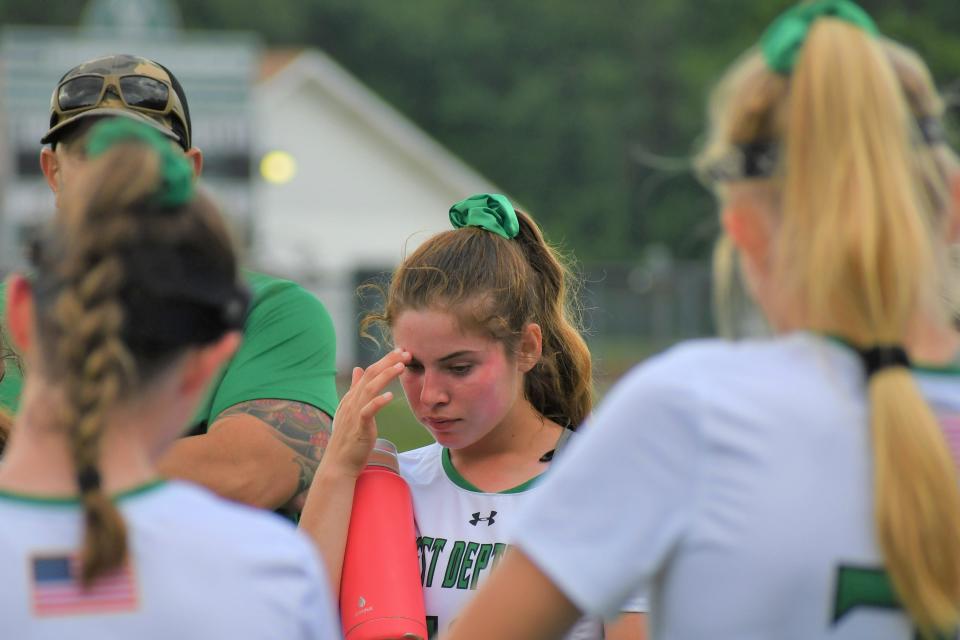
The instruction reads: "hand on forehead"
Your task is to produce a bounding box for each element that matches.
[393,308,501,363]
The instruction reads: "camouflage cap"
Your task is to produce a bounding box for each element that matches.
[40,54,192,151]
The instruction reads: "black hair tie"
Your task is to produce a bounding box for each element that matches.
[77,466,102,493]
[858,345,910,379]
[917,116,946,146]
[221,287,251,330]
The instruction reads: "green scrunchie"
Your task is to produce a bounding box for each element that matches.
[761,0,878,75]
[448,193,519,240]
[85,118,194,208]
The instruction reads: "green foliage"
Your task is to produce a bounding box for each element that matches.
[5,0,958,261]
[193,0,959,261]
[0,0,84,24]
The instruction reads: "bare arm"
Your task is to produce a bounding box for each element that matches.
[157,399,332,511]
[604,613,647,640]
[298,446,362,597]
[444,548,581,640]
[299,349,410,594]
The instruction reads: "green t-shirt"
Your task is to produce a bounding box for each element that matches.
[0,271,339,426]
[0,286,22,413]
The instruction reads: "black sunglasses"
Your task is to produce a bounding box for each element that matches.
[703,116,949,183]
[55,74,173,115]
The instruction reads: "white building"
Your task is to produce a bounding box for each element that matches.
[253,50,498,368]
[0,1,500,371]
[0,12,259,272]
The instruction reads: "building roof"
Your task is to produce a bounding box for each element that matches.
[256,48,498,197]
[259,49,301,82]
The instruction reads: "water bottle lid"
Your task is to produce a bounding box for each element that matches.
[366,438,399,472]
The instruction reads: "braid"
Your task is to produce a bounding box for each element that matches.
[50,146,156,585]
[56,242,134,584]
[28,120,243,586]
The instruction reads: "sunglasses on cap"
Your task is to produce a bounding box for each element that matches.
[56,73,174,115]
[47,71,191,150]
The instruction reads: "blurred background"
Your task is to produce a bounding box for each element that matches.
[0,0,957,448]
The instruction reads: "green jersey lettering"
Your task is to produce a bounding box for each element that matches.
[423,537,446,588]
[833,565,900,624]
[417,536,432,584]
[441,541,467,589]
[456,542,480,590]
[491,542,508,569]
[470,544,494,590]
[833,564,953,640]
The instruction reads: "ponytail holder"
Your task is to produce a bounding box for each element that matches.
[449,193,520,240]
[77,465,102,493]
[858,345,910,378]
[761,0,878,75]
[85,118,195,208]
[221,286,251,330]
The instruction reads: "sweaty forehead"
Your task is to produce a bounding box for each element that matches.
[63,55,169,81]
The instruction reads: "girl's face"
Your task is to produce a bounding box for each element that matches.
[393,308,526,450]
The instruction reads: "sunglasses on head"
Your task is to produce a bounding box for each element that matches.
[702,116,950,183]
[55,73,174,116]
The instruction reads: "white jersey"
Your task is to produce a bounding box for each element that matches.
[0,480,340,640]
[400,443,644,639]
[512,332,960,640]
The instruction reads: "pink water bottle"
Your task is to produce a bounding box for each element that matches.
[340,438,427,640]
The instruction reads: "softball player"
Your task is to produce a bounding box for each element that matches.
[302,194,645,638]
[0,120,339,639]
[444,2,960,639]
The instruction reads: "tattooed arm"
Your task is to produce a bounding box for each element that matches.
[156,274,339,511]
[157,399,332,512]
[0,410,9,456]
[0,338,19,456]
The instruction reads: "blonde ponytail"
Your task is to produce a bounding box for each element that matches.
[698,9,960,632]
[870,369,960,632]
[783,21,960,634]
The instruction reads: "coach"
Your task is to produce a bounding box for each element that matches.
[0,54,338,516]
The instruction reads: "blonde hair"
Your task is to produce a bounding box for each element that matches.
[699,20,960,635]
[31,141,238,586]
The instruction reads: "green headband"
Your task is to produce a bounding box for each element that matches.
[448,193,519,240]
[85,118,195,208]
[761,0,878,75]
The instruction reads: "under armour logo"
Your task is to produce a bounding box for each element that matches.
[469,511,497,526]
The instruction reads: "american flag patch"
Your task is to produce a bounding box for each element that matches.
[31,554,138,617]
